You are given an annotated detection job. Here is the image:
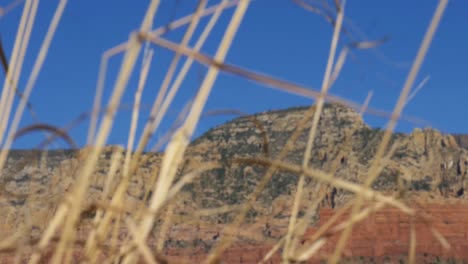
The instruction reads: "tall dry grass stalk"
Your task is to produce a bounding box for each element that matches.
[0,0,451,263]
[329,1,448,263]
[283,1,345,261]
[0,0,67,174]
[124,2,251,263]
[30,1,162,263]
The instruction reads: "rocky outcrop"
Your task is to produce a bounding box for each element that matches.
[1,103,468,262]
[453,134,468,149]
[184,104,468,219]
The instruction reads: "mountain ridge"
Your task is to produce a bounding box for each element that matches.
[1,103,468,262]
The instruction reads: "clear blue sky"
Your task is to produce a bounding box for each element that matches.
[1,0,467,150]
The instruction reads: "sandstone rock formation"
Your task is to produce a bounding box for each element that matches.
[1,103,468,262]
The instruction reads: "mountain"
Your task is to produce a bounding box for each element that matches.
[1,103,467,262]
[184,103,467,216]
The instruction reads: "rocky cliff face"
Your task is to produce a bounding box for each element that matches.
[1,103,468,262]
[453,134,468,149]
[184,104,468,220]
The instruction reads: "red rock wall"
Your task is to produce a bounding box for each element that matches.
[303,203,468,260]
[2,203,468,263]
[162,203,468,263]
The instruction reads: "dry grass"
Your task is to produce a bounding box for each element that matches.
[0,0,452,263]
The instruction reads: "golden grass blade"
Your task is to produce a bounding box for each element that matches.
[0,3,69,262]
[0,0,38,138]
[142,34,430,127]
[235,157,413,214]
[83,167,221,218]
[85,146,124,261]
[128,0,215,229]
[99,52,154,260]
[118,163,220,262]
[329,1,449,263]
[430,226,451,250]
[0,0,453,263]
[88,0,240,145]
[0,0,32,130]
[121,2,251,264]
[295,238,326,262]
[126,219,157,264]
[259,237,285,264]
[289,138,358,257]
[103,147,124,199]
[140,0,207,147]
[328,46,349,87]
[155,202,174,252]
[95,2,220,257]
[111,213,123,263]
[0,0,36,147]
[0,229,24,252]
[359,90,373,116]
[284,1,345,260]
[123,48,153,177]
[0,36,39,124]
[28,205,68,264]
[0,1,66,153]
[3,0,65,151]
[406,75,430,106]
[87,43,129,145]
[133,0,232,173]
[287,183,328,258]
[332,201,386,232]
[166,164,219,200]
[148,99,193,152]
[294,202,353,259]
[47,1,161,262]
[291,142,399,259]
[206,104,322,263]
[0,0,67,173]
[150,0,240,37]
[84,32,159,264]
[145,0,248,236]
[85,165,135,260]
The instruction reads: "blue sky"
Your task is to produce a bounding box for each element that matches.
[0,0,467,150]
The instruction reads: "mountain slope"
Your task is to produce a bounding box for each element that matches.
[1,103,467,255]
